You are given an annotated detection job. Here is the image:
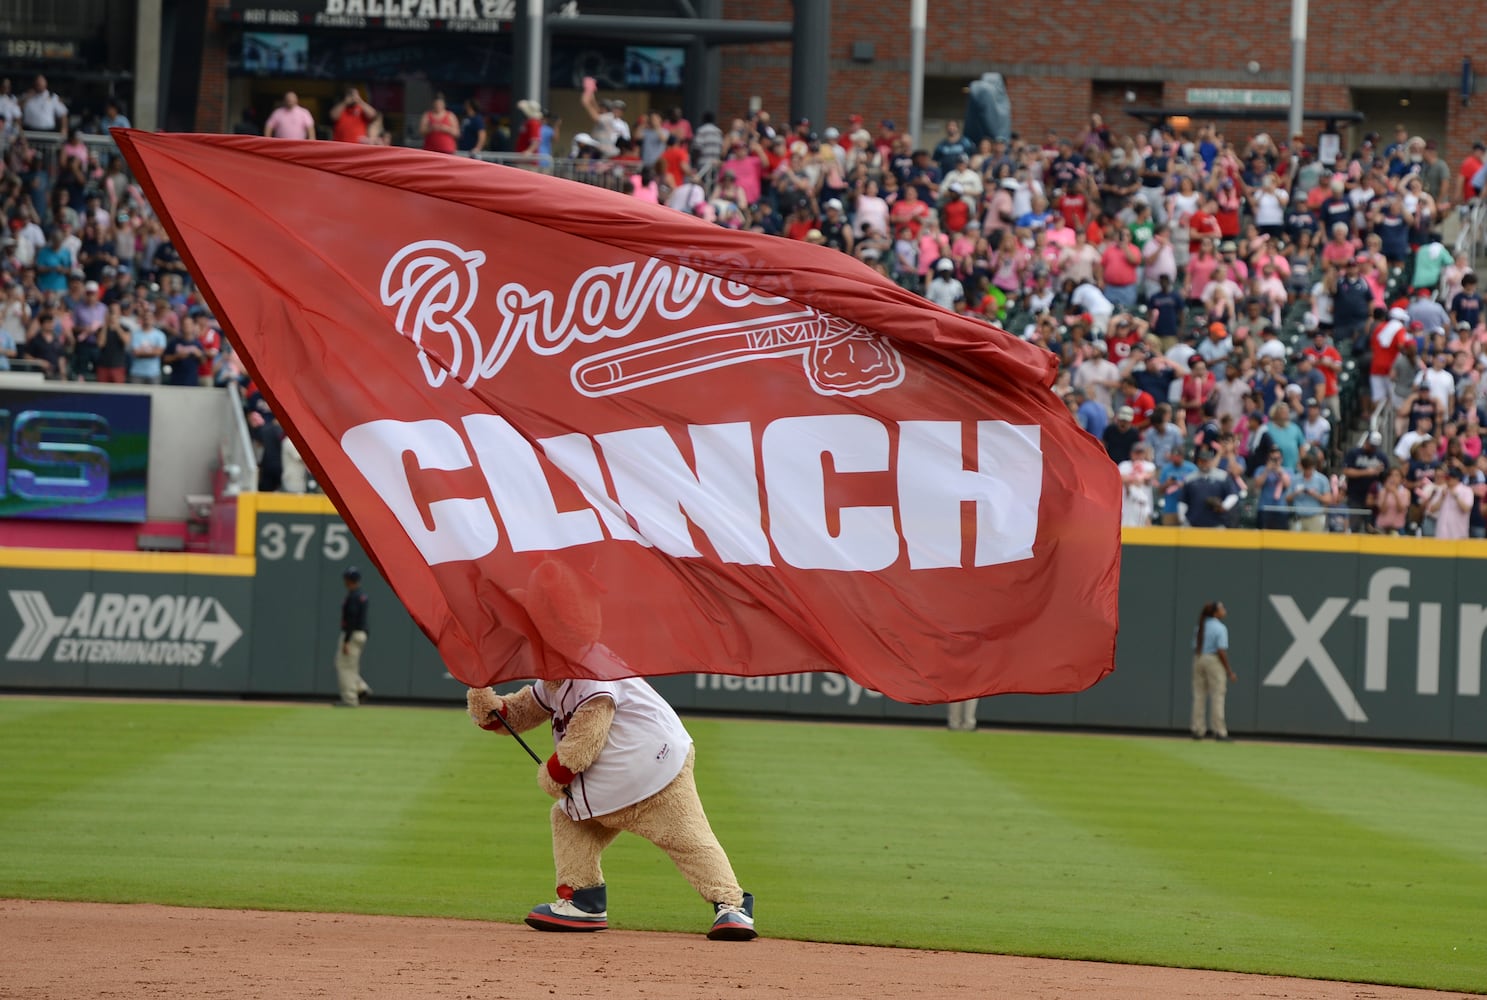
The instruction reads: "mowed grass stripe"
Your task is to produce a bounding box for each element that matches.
[1160,739,1487,865]
[1,699,1484,992]
[981,732,1486,990]
[697,721,1251,958]
[0,703,473,909]
[0,699,272,812]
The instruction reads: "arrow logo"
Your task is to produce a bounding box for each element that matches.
[195,600,243,665]
[6,591,66,662]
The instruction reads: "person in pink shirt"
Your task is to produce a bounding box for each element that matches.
[1184,238,1219,305]
[1427,464,1474,539]
[264,91,315,140]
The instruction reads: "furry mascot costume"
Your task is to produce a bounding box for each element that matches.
[465,561,756,941]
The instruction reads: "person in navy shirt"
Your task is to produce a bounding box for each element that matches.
[1451,273,1482,331]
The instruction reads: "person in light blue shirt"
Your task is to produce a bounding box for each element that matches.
[1285,453,1335,532]
[1264,401,1306,471]
[128,322,167,383]
[1192,601,1236,740]
[1158,447,1197,524]
[1073,387,1108,439]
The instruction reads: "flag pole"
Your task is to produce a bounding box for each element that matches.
[486,706,574,802]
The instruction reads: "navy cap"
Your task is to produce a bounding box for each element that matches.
[342,566,361,581]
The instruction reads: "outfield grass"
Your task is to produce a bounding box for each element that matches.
[0,697,1483,992]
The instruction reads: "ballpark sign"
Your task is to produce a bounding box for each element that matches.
[7,590,243,667]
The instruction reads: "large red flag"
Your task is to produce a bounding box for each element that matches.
[113,131,1119,704]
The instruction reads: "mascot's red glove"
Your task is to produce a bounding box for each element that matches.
[538,754,575,799]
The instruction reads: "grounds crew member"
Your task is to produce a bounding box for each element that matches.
[336,566,372,707]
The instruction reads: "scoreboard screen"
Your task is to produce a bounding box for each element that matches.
[0,388,152,524]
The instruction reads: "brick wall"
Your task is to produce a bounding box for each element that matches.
[196,0,232,133]
[716,0,1483,166]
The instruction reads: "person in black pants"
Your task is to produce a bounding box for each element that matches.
[335,566,372,707]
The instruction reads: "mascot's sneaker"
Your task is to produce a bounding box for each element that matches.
[707,892,757,941]
[525,884,608,932]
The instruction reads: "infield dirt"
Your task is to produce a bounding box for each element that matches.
[1,899,1475,999]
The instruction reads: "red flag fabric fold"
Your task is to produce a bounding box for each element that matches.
[113,130,1120,703]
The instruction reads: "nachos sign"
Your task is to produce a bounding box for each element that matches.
[113,131,1120,703]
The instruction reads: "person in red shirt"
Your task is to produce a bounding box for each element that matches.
[1187,196,1222,254]
[889,186,933,237]
[1104,314,1142,362]
[419,94,459,154]
[1117,374,1157,428]
[941,184,971,234]
[1302,325,1343,419]
[1056,186,1089,230]
[1460,141,1485,202]
[659,135,690,188]
[1368,306,1409,410]
[329,88,376,144]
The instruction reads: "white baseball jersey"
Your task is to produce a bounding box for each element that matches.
[533,666,692,822]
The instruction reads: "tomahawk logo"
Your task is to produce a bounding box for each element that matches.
[379,240,905,397]
[7,591,243,667]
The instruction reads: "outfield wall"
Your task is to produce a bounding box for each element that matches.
[2,494,1484,746]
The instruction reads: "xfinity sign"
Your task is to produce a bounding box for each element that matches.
[1264,568,1487,722]
[7,591,243,667]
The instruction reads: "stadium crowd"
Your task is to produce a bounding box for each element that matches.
[6,74,1487,536]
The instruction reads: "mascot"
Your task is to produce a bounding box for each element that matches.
[465,561,756,941]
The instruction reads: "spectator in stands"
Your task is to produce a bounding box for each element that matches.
[1178,445,1241,528]
[20,75,67,134]
[165,313,208,386]
[264,91,315,140]
[0,79,20,140]
[329,88,377,144]
[419,94,459,154]
[1426,464,1474,540]
[1286,453,1335,532]
[1370,465,1411,534]
[1264,401,1306,471]
[94,300,130,383]
[1157,445,1196,526]
[127,307,166,384]
[1253,450,1292,530]
[1103,405,1141,463]
[1118,440,1157,526]
[457,98,487,154]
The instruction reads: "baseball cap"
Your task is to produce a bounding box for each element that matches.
[1458,321,1473,331]
[1117,406,1135,421]
[948,182,963,194]
[1409,320,1425,331]
[824,198,843,210]
[823,126,840,139]
[83,280,99,293]
[1368,431,1384,445]
[342,566,361,581]
[934,258,954,273]
[805,228,826,244]
[1354,252,1370,263]
[1219,240,1237,253]
[1305,397,1319,407]
[1208,321,1227,335]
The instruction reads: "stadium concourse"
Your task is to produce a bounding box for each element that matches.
[6,82,1487,535]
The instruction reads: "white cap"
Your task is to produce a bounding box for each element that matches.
[823,126,840,139]
[824,198,843,211]
[934,258,954,272]
[1389,307,1410,322]
[1368,431,1384,445]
